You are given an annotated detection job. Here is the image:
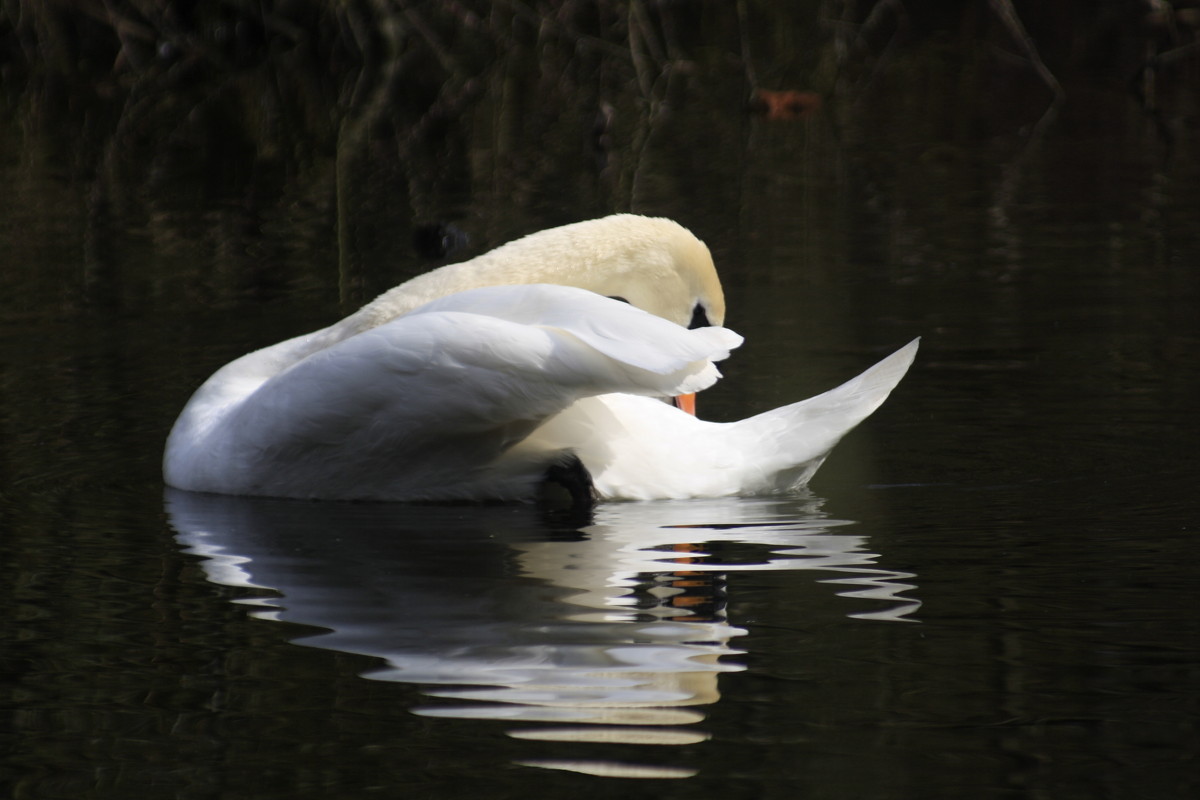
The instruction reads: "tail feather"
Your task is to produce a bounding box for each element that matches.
[734,339,919,490]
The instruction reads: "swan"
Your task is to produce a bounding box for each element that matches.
[164,214,917,504]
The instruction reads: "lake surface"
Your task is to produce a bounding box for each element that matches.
[2,10,1199,799]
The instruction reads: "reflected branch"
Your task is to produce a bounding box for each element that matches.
[987,0,1063,138]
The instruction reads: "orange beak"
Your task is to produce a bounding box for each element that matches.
[672,393,696,416]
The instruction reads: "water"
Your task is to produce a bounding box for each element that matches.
[3,17,1200,799]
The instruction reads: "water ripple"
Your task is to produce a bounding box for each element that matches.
[166,490,920,778]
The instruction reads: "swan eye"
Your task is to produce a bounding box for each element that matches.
[688,303,711,329]
[607,296,630,304]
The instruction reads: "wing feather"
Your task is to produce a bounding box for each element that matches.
[172,286,741,500]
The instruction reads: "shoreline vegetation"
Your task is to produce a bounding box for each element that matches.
[1,2,1196,307]
[4,3,1194,114]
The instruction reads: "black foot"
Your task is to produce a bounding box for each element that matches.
[539,454,597,526]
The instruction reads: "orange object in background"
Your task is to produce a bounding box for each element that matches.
[749,89,823,120]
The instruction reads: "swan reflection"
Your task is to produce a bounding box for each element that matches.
[167,489,919,778]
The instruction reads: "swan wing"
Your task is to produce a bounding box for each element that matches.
[405,284,742,376]
[166,286,741,501]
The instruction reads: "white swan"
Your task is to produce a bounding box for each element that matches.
[164,214,917,504]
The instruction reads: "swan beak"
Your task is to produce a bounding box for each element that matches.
[673,393,697,416]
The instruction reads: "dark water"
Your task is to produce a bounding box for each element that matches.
[3,17,1200,799]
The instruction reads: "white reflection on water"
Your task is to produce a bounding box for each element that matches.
[166,490,919,778]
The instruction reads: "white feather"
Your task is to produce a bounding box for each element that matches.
[517,338,920,500]
[163,215,918,502]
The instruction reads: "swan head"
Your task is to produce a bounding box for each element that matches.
[592,215,726,329]
[349,215,725,333]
